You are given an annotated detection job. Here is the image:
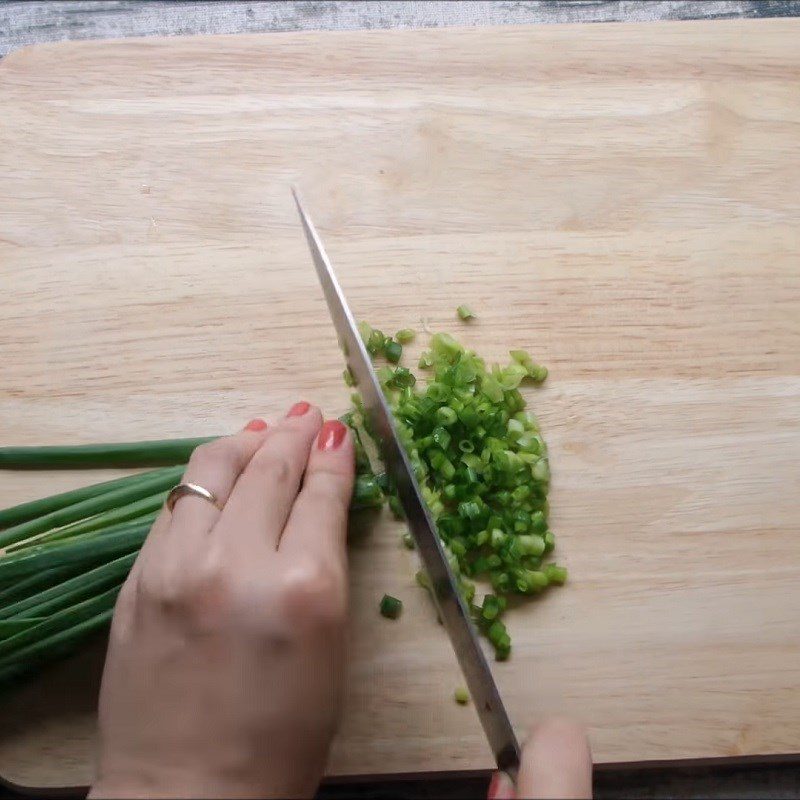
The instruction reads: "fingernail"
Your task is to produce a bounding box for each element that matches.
[487,771,515,800]
[287,401,310,418]
[244,418,268,432]
[318,420,347,451]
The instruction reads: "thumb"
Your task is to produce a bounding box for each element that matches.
[516,717,593,799]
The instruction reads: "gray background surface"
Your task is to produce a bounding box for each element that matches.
[2,0,800,56]
[1,2,798,798]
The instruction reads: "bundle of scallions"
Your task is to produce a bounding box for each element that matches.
[0,321,564,687]
[0,440,385,689]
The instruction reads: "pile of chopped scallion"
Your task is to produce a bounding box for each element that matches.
[0,315,563,686]
[346,321,563,661]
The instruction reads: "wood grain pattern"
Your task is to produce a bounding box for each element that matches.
[0,19,798,788]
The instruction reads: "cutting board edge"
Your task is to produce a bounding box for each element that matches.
[4,750,800,794]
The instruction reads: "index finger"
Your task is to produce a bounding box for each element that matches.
[279,420,354,562]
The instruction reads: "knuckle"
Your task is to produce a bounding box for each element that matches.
[248,445,294,485]
[279,558,346,630]
[304,468,350,506]
[136,561,233,628]
[136,568,178,607]
[189,437,242,475]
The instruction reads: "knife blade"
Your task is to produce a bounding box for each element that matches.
[292,188,521,777]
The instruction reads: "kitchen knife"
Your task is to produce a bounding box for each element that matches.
[292,188,521,778]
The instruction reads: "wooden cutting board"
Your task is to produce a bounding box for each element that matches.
[0,18,798,789]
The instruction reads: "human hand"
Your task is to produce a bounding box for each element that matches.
[488,718,593,800]
[89,403,354,799]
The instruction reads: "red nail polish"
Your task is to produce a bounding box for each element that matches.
[245,418,268,432]
[318,420,347,451]
[287,401,310,418]
[487,771,515,800]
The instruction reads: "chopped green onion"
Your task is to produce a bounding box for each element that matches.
[384,340,402,364]
[354,327,559,657]
[457,305,475,321]
[379,594,403,619]
[358,321,373,344]
[351,474,385,510]
[418,351,434,369]
[367,328,386,356]
[396,328,416,344]
[545,564,568,585]
[432,427,451,450]
[389,367,416,389]
[509,349,548,383]
[532,458,550,484]
[436,406,458,427]
[388,495,405,520]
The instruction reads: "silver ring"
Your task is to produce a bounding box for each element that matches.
[166,482,222,512]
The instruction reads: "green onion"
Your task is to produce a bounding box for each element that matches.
[396,328,416,344]
[456,305,475,321]
[0,567,78,608]
[387,367,416,389]
[9,494,164,552]
[0,607,114,687]
[0,586,120,660]
[509,349,548,383]
[0,618,48,639]
[384,340,402,364]
[358,321,373,342]
[545,564,568,585]
[0,467,173,530]
[0,553,136,621]
[418,352,434,369]
[351,474,385,510]
[0,467,182,549]
[379,594,403,619]
[0,437,214,470]
[0,523,149,583]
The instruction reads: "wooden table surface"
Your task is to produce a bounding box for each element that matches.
[1,9,799,798]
